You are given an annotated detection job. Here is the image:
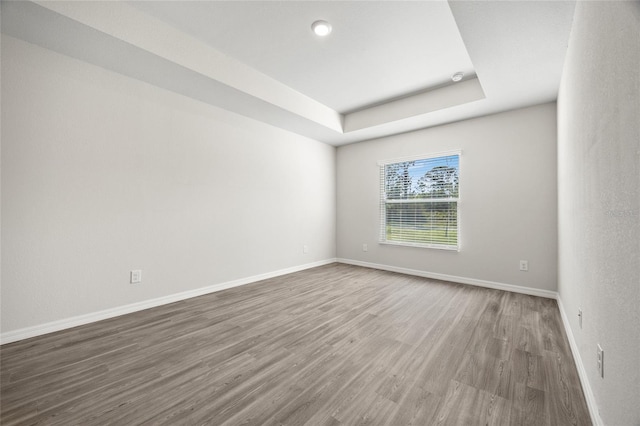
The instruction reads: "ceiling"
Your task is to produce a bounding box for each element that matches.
[1,1,576,146]
[128,1,476,114]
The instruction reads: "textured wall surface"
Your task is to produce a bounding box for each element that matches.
[1,36,336,333]
[557,1,640,425]
[337,103,558,292]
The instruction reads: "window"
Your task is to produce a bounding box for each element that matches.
[379,151,460,250]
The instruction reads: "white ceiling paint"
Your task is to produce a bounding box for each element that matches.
[449,0,577,110]
[129,0,476,114]
[1,1,576,146]
[344,77,484,132]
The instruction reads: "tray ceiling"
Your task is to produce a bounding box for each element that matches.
[1,1,576,146]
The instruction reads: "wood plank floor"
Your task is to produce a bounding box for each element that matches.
[1,263,591,425]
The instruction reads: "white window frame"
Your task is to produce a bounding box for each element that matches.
[378,150,461,251]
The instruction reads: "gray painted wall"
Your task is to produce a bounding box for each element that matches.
[1,36,336,334]
[337,103,558,292]
[557,2,640,425]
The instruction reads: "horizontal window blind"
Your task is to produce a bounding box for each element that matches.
[379,153,460,250]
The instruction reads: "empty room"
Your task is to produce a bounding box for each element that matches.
[1,1,638,425]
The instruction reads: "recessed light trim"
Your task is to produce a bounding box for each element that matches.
[312,20,332,37]
[451,72,464,82]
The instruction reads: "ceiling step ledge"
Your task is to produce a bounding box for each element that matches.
[343,78,485,133]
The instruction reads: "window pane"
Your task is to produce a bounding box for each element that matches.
[385,202,457,246]
[385,155,459,200]
[380,153,460,249]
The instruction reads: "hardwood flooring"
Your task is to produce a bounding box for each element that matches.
[0,263,592,425]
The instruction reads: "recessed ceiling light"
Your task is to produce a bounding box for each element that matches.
[451,72,464,82]
[312,20,332,37]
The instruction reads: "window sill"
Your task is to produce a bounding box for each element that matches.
[379,240,460,252]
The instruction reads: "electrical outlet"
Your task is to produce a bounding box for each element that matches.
[130,270,142,284]
[597,344,604,378]
[519,260,529,271]
[303,245,309,254]
[578,308,583,329]
[362,243,368,252]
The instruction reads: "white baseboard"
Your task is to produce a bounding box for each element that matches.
[336,258,557,299]
[556,295,603,426]
[0,258,337,345]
